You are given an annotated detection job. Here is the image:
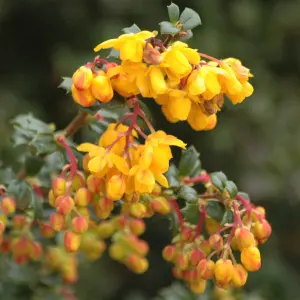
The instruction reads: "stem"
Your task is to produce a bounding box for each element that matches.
[134,124,148,140]
[64,111,88,138]
[198,53,222,65]
[163,34,173,47]
[184,173,211,185]
[224,202,240,248]
[138,109,155,133]
[195,205,206,235]
[170,199,184,231]
[236,194,253,226]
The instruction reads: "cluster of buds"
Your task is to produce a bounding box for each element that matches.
[0,195,17,243]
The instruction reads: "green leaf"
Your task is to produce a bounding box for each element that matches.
[24,155,44,176]
[206,200,225,222]
[178,146,201,177]
[78,102,102,116]
[221,209,234,225]
[58,77,72,93]
[237,191,250,202]
[122,24,141,34]
[181,201,200,225]
[167,3,180,23]
[210,171,227,192]
[7,180,33,210]
[168,208,180,236]
[108,48,120,58]
[178,29,193,41]
[179,7,201,30]
[177,186,198,202]
[30,134,57,155]
[165,164,180,188]
[159,21,180,36]
[224,180,238,198]
[29,192,43,219]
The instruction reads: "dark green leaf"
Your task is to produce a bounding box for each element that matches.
[168,207,180,236]
[210,171,227,192]
[122,24,141,34]
[206,200,225,222]
[178,146,201,177]
[24,155,44,176]
[237,192,250,202]
[181,201,200,225]
[58,77,72,93]
[159,21,180,36]
[7,180,32,210]
[167,3,180,23]
[179,7,201,30]
[78,102,102,116]
[165,164,180,188]
[221,209,234,225]
[178,29,193,41]
[0,167,16,185]
[177,186,198,202]
[224,180,238,198]
[29,192,43,219]
[30,134,57,155]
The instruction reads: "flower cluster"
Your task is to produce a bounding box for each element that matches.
[71,29,253,131]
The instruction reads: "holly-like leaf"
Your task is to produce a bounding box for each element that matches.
[167,3,180,23]
[165,164,180,188]
[181,201,199,225]
[29,192,43,220]
[122,24,141,34]
[179,7,201,30]
[78,102,102,116]
[178,146,201,177]
[237,191,250,202]
[206,200,225,222]
[159,21,180,36]
[221,209,234,225]
[178,186,198,202]
[6,180,33,210]
[224,180,238,198]
[210,171,227,192]
[24,155,44,176]
[58,77,72,93]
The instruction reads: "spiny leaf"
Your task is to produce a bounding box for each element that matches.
[159,21,180,35]
[178,146,201,177]
[122,24,141,34]
[179,7,201,30]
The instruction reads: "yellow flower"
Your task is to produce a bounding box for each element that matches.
[94,31,157,63]
[106,173,126,200]
[222,58,253,83]
[146,130,186,149]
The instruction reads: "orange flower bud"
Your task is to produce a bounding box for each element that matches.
[52,177,67,197]
[208,234,223,250]
[128,218,145,236]
[12,215,25,229]
[76,207,90,221]
[197,259,215,280]
[109,243,126,261]
[189,279,207,294]
[72,216,88,234]
[11,237,29,255]
[48,189,56,207]
[50,212,66,231]
[40,222,55,238]
[184,269,201,283]
[125,254,149,274]
[235,227,256,250]
[72,173,85,192]
[97,221,115,239]
[253,219,272,244]
[214,259,234,285]
[112,215,127,230]
[64,231,81,252]
[1,197,16,214]
[56,196,74,215]
[95,196,114,219]
[0,221,5,235]
[176,253,189,271]
[162,245,177,262]
[72,84,96,107]
[190,249,205,267]
[151,196,171,215]
[28,241,43,261]
[199,240,211,256]
[83,154,91,173]
[232,264,248,287]
[172,267,183,279]
[74,187,91,207]
[85,240,106,260]
[230,236,239,251]
[180,227,195,243]
[241,246,261,271]
[72,65,93,90]
[87,175,103,194]
[129,203,147,218]
[91,74,114,103]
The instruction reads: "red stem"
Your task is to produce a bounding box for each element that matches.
[195,205,206,235]
[170,199,184,230]
[198,52,222,65]
[184,173,211,185]
[138,109,155,133]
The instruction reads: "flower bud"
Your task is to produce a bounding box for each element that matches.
[40,222,55,238]
[232,264,248,287]
[125,254,149,274]
[205,217,221,235]
[151,197,171,215]
[91,74,114,103]
[74,187,91,207]
[72,84,96,107]
[50,213,66,231]
[214,259,234,285]
[128,218,145,236]
[208,234,223,251]
[241,246,261,271]
[95,196,114,219]
[180,227,195,243]
[197,259,215,280]
[129,203,147,218]
[190,249,205,267]
[172,267,183,279]
[97,221,115,239]
[87,175,103,194]
[28,241,43,261]
[230,236,239,251]
[199,240,211,256]
[64,231,81,252]
[72,173,85,192]
[0,221,5,235]
[72,216,88,234]
[253,219,272,244]
[109,243,126,261]
[176,253,189,271]
[112,215,127,230]
[162,245,177,262]
[189,279,207,294]
[1,197,16,214]
[48,189,56,207]
[106,174,126,201]
[143,46,162,65]
[72,65,93,90]
[184,269,200,283]
[11,237,28,255]
[52,177,67,197]
[83,154,91,173]
[235,227,256,250]
[85,240,106,260]
[12,215,25,229]
[56,196,74,215]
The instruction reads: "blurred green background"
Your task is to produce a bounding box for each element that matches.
[1,0,300,299]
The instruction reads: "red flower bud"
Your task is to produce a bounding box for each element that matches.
[91,74,114,103]
[72,65,93,90]
[162,245,177,262]
[253,219,272,244]
[129,203,147,218]
[109,243,126,261]
[87,175,103,194]
[50,212,66,231]
[52,177,67,197]
[97,221,115,239]
[72,216,89,234]
[188,279,207,294]
[190,249,205,267]
[64,231,81,252]
[56,196,74,215]
[125,253,149,274]
[151,197,171,215]
[197,259,215,280]
[72,84,96,107]
[74,187,91,207]
[40,222,55,238]
[241,246,261,272]
[28,241,43,261]
[176,253,189,271]
[1,197,16,214]
[128,218,146,236]
[208,234,223,250]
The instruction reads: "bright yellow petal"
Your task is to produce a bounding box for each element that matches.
[129,165,139,176]
[77,143,99,153]
[94,38,118,52]
[181,48,200,65]
[135,30,157,40]
[150,66,167,94]
[120,39,139,61]
[139,144,153,169]
[162,135,186,149]
[154,173,169,188]
[112,154,129,175]
[88,156,107,173]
